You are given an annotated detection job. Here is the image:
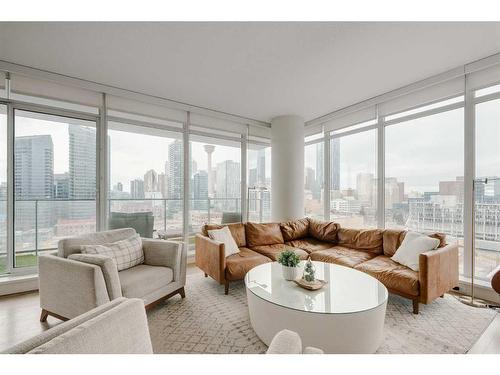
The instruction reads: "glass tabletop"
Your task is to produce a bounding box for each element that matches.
[244,261,388,314]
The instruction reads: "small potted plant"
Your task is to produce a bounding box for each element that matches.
[277,249,301,280]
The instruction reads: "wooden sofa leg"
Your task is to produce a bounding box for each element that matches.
[224,281,229,295]
[440,294,444,298]
[40,309,49,322]
[412,299,419,314]
[204,272,208,277]
[179,287,186,299]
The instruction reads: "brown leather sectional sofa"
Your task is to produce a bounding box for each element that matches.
[195,218,459,314]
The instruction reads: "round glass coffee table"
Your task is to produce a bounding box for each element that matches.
[245,261,388,353]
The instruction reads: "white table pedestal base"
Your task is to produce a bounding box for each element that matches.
[247,289,387,354]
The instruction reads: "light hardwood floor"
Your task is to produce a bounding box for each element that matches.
[1,265,499,353]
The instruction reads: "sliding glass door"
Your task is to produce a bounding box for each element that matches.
[474,90,500,283]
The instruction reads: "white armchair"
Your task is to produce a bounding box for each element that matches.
[38,228,186,322]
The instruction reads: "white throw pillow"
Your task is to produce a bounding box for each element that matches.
[391,231,440,271]
[207,226,240,257]
[81,234,144,271]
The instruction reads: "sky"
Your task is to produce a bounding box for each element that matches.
[1,98,500,195]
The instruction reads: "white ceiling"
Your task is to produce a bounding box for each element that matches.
[1,22,500,123]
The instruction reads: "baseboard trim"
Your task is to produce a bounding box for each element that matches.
[0,275,38,297]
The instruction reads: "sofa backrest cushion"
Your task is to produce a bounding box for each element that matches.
[246,222,284,247]
[280,218,310,242]
[383,229,446,256]
[308,219,340,243]
[202,223,246,248]
[58,228,137,258]
[337,228,384,254]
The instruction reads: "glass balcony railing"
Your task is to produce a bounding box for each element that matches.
[0,196,271,273]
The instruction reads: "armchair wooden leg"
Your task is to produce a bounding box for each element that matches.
[179,287,186,299]
[412,299,419,314]
[204,272,208,278]
[440,294,444,298]
[224,281,229,295]
[40,309,49,322]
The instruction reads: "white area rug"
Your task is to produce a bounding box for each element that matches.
[148,273,497,354]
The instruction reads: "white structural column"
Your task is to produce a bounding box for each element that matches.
[271,115,305,221]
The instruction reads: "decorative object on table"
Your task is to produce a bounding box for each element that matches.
[294,278,327,291]
[277,249,301,280]
[302,257,316,282]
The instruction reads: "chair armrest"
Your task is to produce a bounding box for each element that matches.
[68,253,122,300]
[38,254,110,319]
[304,347,324,354]
[419,243,459,303]
[142,239,186,285]
[195,234,226,284]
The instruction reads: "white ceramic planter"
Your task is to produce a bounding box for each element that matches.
[281,265,300,280]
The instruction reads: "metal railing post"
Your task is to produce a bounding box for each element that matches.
[34,200,38,256]
[164,199,167,232]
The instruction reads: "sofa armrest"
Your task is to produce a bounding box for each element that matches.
[68,253,122,300]
[38,254,110,319]
[419,243,459,303]
[142,238,186,285]
[195,234,226,284]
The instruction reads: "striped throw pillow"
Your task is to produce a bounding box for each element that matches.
[81,234,144,271]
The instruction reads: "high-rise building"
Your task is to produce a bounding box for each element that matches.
[68,125,96,200]
[157,173,166,198]
[305,167,315,191]
[15,135,54,199]
[331,138,340,191]
[130,179,145,199]
[216,160,240,211]
[193,170,208,210]
[143,169,158,193]
[14,135,54,230]
[166,140,183,200]
[249,168,258,188]
[54,173,70,199]
[356,172,374,204]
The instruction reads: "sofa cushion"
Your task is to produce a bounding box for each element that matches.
[250,243,309,261]
[354,255,420,297]
[310,246,378,268]
[383,229,447,257]
[119,265,173,299]
[285,237,333,253]
[202,223,246,248]
[308,219,340,243]
[246,222,284,247]
[337,228,384,254]
[225,247,272,281]
[280,218,310,242]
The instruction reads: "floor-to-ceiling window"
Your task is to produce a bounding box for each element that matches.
[247,144,271,222]
[14,110,97,269]
[189,135,241,232]
[474,85,500,282]
[304,136,324,219]
[108,121,184,239]
[385,100,464,274]
[330,123,378,228]
[0,105,7,274]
